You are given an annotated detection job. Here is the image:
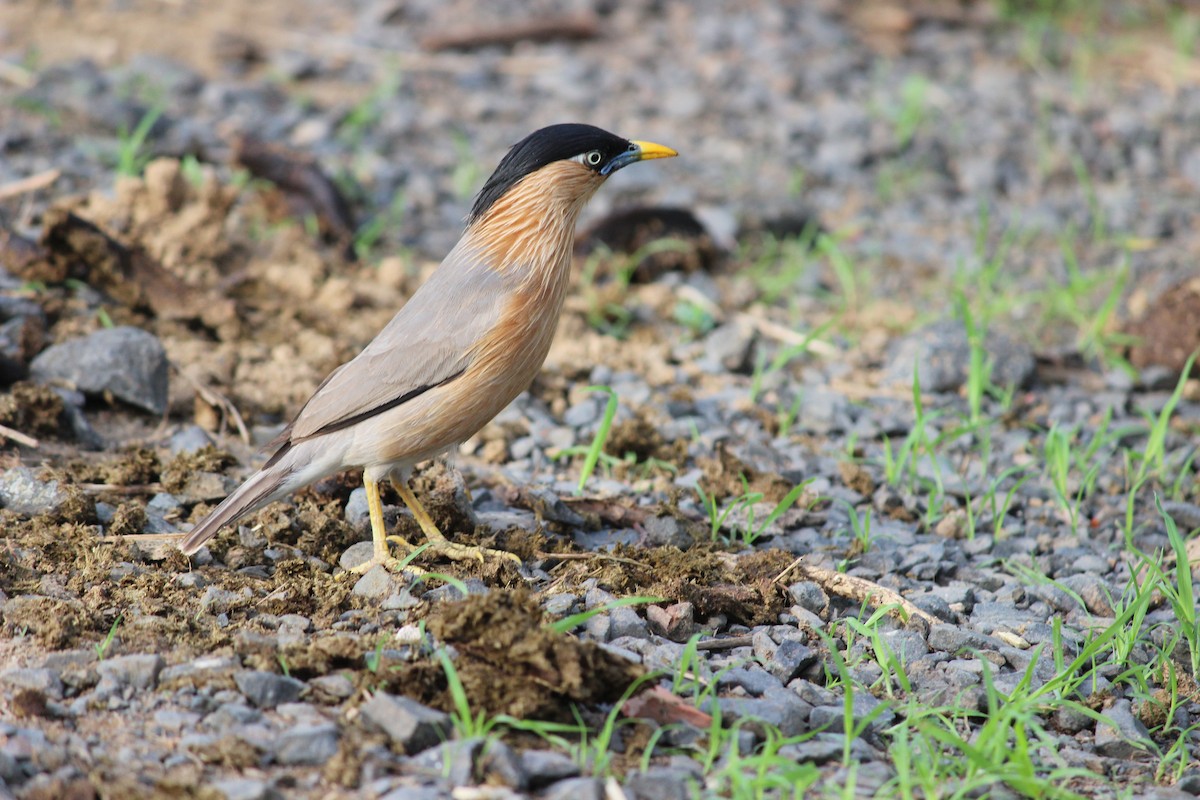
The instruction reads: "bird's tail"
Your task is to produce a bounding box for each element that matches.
[178,467,289,555]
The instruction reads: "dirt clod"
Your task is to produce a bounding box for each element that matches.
[425,589,644,719]
[1,595,95,648]
[0,382,68,438]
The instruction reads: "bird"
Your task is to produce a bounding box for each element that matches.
[178,123,677,573]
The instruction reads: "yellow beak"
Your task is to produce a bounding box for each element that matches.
[629,140,679,162]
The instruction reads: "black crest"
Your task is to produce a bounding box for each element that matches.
[468,124,631,223]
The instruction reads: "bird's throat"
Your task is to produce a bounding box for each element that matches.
[466,161,602,290]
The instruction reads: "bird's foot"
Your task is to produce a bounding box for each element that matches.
[428,539,523,565]
[346,547,426,577]
[387,534,522,565]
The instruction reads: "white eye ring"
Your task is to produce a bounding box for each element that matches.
[584,150,603,166]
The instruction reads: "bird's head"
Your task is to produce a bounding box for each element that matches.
[468,124,677,226]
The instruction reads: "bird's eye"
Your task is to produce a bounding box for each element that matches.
[584,150,603,166]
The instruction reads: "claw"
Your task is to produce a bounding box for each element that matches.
[349,473,522,572]
[346,553,423,578]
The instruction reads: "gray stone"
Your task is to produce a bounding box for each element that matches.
[766,639,815,683]
[309,673,355,701]
[476,738,526,789]
[382,589,419,610]
[353,564,402,599]
[1161,501,1200,532]
[642,515,694,548]
[0,667,63,699]
[0,467,71,516]
[585,586,617,609]
[884,319,1034,392]
[524,487,585,526]
[789,679,838,707]
[378,788,449,800]
[564,398,600,427]
[541,593,577,616]
[360,692,450,754]
[421,578,489,604]
[407,737,479,786]
[835,760,893,796]
[147,492,185,535]
[198,586,253,614]
[41,649,96,693]
[31,326,169,415]
[273,722,339,765]
[1095,699,1153,759]
[1176,770,1200,794]
[713,686,810,737]
[701,320,756,373]
[906,659,985,708]
[609,606,650,639]
[344,489,371,529]
[574,528,640,551]
[339,540,376,570]
[159,656,241,689]
[475,508,539,532]
[1065,553,1110,575]
[343,489,404,534]
[1059,745,1107,775]
[808,691,892,734]
[778,734,844,764]
[0,748,20,783]
[278,614,312,633]
[787,581,829,614]
[235,671,306,708]
[168,425,215,455]
[207,777,280,800]
[96,654,163,691]
[969,601,1042,632]
[1181,146,1200,191]
[626,765,699,800]
[203,702,262,730]
[928,624,1001,654]
[153,710,200,732]
[1051,705,1093,734]
[585,613,611,641]
[1059,574,1115,616]
[716,666,781,697]
[172,471,238,503]
[881,630,929,663]
[521,748,579,789]
[542,777,604,800]
[176,572,208,590]
[1000,646,1055,681]
[1029,583,1076,613]
[270,49,321,81]
[797,388,850,434]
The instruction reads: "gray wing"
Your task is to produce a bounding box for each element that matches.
[287,242,505,442]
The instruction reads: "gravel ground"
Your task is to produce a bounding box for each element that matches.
[2,1,1200,798]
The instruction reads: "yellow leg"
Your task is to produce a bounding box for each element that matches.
[389,476,521,564]
[391,479,446,543]
[348,475,420,575]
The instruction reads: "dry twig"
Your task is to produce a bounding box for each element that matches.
[421,14,600,51]
[774,556,938,629]
[80,483,164,495]
[695,635,754,651]
[0,423,38,449]
[175,368,251,446]
[0,169,60,202]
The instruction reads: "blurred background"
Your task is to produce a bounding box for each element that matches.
[3,7,1200,795]
[3,1,1200,401]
